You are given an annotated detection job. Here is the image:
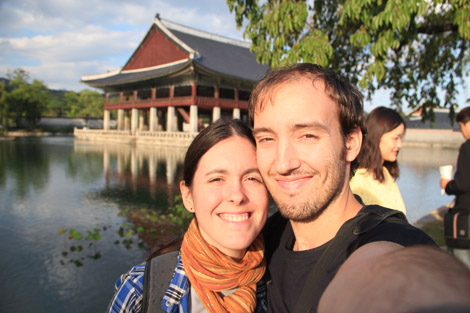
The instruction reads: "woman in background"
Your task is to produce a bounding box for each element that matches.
[107,119,269,313]
[350,106,407,214]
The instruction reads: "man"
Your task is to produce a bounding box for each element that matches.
[250,63,435,313]
[440,106,470,211]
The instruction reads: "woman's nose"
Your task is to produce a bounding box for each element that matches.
[227,182,247,205]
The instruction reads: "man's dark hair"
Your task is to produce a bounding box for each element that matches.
[456,106,470,124]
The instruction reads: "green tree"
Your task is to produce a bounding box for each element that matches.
[63,89,104,118]
[64,91,81,117]
[5,69,50,129]
[78,89,105,118]
[0,81,7,133]
[227,0,470,119]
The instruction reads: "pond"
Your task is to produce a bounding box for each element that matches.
[0,136,460,312]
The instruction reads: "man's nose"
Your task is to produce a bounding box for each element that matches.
[275,140,301,174]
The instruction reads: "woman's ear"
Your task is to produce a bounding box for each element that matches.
[179,181,194,213]
[345,126,363,162]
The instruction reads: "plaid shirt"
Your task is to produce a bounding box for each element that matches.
[107,253,267,313]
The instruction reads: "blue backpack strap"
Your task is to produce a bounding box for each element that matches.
[142,250,179,313]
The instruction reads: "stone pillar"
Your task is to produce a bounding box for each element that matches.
[167,106,176,132]
[149,107,157,132]
[103,109,110,130]
[139,110,145,130]
[213,106,221,122]
[233,108,241,120]
[131,108,138,134]
[190,105,198,132]
[124,113,130,130]
[117,109,124,130]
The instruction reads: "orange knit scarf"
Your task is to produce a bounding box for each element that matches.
[181,218,265,313]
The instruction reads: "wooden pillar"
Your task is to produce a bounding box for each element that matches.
[190,104,198,132]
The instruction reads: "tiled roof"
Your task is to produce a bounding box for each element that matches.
[168,28,268,82]
[81,17,269,88]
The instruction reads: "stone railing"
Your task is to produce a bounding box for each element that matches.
[74,128,198,147]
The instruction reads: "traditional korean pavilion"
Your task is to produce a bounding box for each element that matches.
[80,14,269,133]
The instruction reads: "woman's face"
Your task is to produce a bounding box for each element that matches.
[379,123,405,163]
[180,136,269,259]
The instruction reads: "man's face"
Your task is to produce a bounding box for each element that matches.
[253,78,351,222]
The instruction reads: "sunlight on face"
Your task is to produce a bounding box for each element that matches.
[379,123,405,163]
[181,136,269,259]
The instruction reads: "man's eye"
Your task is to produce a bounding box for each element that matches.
[303,134,318,139]
[209,178,222,183]
[257,137,273,143]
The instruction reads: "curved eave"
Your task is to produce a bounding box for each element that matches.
[81,60,193,89]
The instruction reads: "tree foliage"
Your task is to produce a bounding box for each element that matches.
[0,68,105,131]
[227,0,470,119]
[5,69,50,129]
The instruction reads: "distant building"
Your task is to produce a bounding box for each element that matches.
[405,107,461,131]
[81,14,269,133]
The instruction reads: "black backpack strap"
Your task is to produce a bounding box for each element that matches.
[142,250,179,313]
[292,205,406,313]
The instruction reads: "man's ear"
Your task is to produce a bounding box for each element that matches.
[345,126,362,162]
[179,181,194,213]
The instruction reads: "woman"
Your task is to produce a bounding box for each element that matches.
[106,119,269,313]
[350,106,407,214]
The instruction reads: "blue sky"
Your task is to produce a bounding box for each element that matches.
[0,0,245,91]
[0,0,468,112]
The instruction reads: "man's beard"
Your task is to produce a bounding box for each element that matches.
[272,147,348,223]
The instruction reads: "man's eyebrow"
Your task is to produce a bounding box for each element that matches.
[252,127,272,136]
[292,121,329,133]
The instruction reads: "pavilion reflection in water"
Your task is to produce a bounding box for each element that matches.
[73,141,187,209]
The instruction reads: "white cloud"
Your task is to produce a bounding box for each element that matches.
[0,0,242,91]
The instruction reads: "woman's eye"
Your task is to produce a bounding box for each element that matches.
[247,176,263,183]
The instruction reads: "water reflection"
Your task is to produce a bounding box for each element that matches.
[0,137,462,313]
[73,141,186,210]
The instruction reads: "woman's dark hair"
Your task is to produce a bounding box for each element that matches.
[456,106,470,124]
[182,118,255,187]
[357,106,406,182]
[146,119,255,260]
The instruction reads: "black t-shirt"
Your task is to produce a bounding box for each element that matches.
[263,207,436,313]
